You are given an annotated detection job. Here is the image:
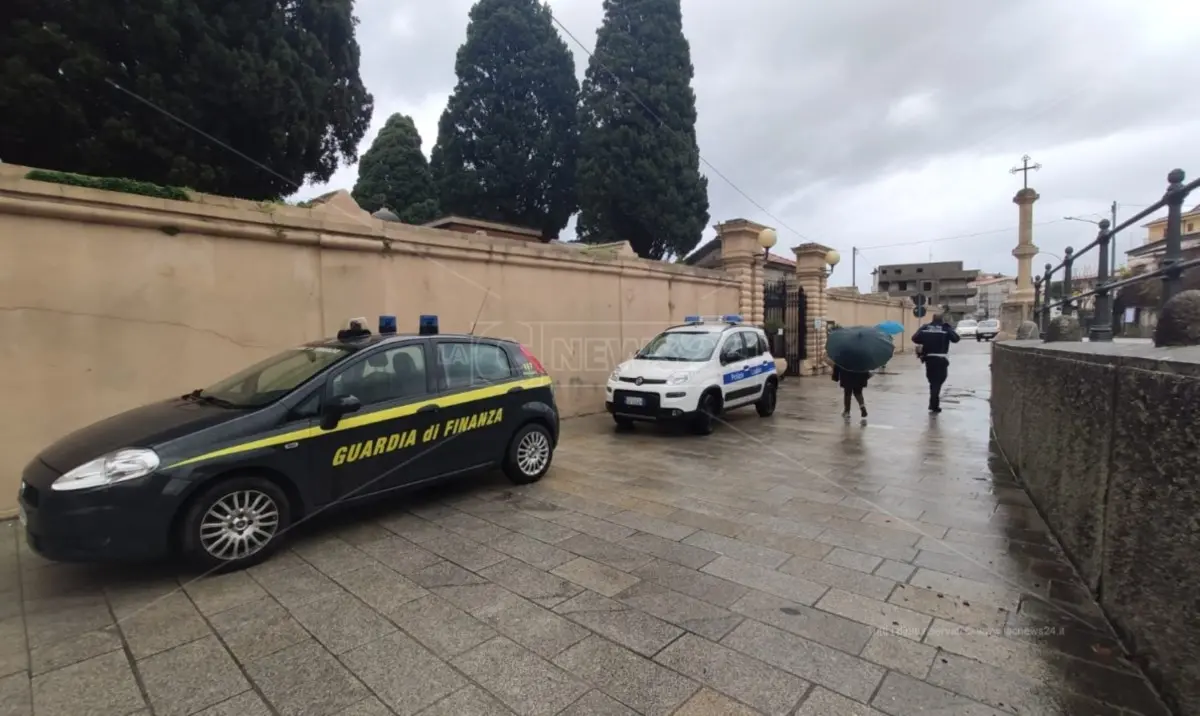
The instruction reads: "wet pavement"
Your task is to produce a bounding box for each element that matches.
[0,341,1172,716]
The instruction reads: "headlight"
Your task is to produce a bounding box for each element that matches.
[667,372,692,385]
[609,369,622,382]
[51,449,161,492]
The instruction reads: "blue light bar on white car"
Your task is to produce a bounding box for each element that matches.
[683,315,743,324]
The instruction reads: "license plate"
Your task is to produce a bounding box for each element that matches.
[624,396,645,406]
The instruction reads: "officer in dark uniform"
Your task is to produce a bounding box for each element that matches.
[912,312,960,413]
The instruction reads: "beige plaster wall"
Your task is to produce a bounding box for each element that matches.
[825,289,920,354]
[0,167,738,516]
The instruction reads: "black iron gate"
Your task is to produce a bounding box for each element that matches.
[765,280,806,377]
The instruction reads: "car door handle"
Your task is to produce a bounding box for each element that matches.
[417,404,439,414]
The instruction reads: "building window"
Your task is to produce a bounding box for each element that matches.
[898,281,908,291]
[879,269,886,275]
[916,267,924,273]
[1188,222,1194,232]
[922,281,933,291]
[879,281,890,291]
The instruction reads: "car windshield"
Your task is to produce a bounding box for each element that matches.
[197,345,354,408]
[958,320,977,327]
[636,331,719,362]
[980,320,999,328]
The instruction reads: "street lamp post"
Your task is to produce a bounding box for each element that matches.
[756,228,778,329]
[757,228,777,264]
[824,249,841,278]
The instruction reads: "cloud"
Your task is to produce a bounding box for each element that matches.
[296,0,1200,289]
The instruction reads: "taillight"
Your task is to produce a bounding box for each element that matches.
[520,345,547,375]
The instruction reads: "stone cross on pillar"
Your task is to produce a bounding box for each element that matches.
[1011,187,1040,304]
[794,242,835,375]
[715,218,771,326]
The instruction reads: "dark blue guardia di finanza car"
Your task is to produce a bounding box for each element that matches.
[17,315,559,570]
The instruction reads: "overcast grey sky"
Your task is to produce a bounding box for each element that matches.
[297,0,1200,291]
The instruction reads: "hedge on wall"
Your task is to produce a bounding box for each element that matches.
[24,169,191,202]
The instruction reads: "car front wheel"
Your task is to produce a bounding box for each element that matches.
[690,392,719,435]
[181,476,291,572]
[504,423,554,484]
[756,381,778,417]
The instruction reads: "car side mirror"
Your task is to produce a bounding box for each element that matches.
[720,350,739,365]
[320,394,362,430]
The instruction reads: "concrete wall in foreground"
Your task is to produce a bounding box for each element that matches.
[0,166,740,516]
[991,341,1200,716]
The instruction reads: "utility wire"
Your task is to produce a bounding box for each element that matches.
[853,218,1072,252]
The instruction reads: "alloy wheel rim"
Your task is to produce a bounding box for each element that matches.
[199,489,280,562]
[516,431,550,475]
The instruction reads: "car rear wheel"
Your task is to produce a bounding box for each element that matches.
[504,423,554,484]
[690,392,719,435]
[756,381,778,417]
[181,476,291,572]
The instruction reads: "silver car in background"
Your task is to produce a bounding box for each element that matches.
[977,319,1000,341]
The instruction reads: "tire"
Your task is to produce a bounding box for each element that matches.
[690,391,719,435]
[756,380,778,417]
[976,336,982,342]
[613,415,636,430]
[180,476,291,572]
[504,422,554,484]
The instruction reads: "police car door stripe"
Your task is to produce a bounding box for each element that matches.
[721,360,776,386]
[167,375,553,469]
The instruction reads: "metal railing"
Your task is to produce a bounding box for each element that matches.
[1033,169,1200,340]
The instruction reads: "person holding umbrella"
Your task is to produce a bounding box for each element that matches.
[911,311,960,413]
[831,359,870,420]
[825,325,895,421]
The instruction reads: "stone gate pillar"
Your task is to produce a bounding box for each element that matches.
[795,243,834,375]
[715,218,771,325]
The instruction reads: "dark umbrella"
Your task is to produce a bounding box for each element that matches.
[826,326,895,373]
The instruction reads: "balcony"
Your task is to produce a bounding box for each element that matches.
[938,285,978,298]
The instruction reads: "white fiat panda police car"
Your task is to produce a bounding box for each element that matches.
[605,315,778,434]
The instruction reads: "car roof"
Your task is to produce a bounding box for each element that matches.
[302,333,516,350]
[663,322,757,334]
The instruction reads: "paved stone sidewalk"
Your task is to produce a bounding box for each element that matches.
[0,343,1172,715]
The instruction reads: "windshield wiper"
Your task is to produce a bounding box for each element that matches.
[182,390,240,409]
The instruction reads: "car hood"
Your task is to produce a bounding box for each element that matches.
[616,359,704,381]
[36,398,247,473]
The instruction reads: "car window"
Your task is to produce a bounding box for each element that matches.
[756,332,769,355]
[202,345,353,408]
[637,331,719,362]
[720,333,747,363]
[330,344,427,406]
[740,331,762,358]
[437,342,514,391]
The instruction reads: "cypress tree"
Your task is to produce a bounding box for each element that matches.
[576,0,709,260]
[352,114,440,224]
[0,0,374,200]
[430,0,579,239]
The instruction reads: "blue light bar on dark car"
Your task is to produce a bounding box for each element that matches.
[378,315,397,334]
[419,315,439,336]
